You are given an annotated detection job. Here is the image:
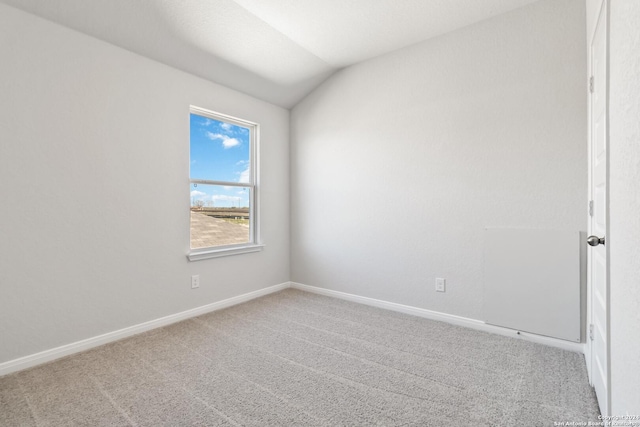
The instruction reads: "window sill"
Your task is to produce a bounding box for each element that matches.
[187,244,264,261]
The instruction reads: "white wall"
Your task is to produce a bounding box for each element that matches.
[0,3,289,364]
[290,0,586,320]
[609,0,640,414]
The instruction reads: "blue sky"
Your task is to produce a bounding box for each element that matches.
[190,113,250,208]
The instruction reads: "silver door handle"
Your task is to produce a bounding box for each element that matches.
[587,235,605,246]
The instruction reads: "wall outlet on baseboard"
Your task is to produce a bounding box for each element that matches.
[191,275,200,289]
[435,278,446,292]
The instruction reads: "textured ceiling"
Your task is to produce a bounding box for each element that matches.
[1,0,539,108]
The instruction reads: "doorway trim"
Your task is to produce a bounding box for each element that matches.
[586,0,610,416]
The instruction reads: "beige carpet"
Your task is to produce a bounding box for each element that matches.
[0,289,600,426]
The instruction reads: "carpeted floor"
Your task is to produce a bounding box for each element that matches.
[0,288,600,426]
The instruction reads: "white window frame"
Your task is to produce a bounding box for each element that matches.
[187,106,262,261]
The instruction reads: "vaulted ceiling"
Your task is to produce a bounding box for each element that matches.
[1,0,540,108]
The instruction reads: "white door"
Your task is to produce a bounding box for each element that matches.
[587,0,609,416]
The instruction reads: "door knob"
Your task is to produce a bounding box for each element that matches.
[587,235,605,246]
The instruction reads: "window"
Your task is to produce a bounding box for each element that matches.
[188,106,261,261]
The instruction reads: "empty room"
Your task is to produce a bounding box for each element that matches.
[0,0,638,425]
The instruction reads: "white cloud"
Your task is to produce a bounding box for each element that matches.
[220,122,232,131]
[206,132,240,148]
[190,190,206,198]
[222,138,240,148]
[239,166,250,183]
[235,159,248,166]
[212,195,241,202]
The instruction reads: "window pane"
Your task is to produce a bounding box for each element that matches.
[190,183,251,249]
[189,113,251,183]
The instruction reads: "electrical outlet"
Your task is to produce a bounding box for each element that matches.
[191,275,200,289]
[435,278,446,292]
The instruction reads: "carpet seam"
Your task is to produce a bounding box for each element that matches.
[173,325,343,424]
[14,375,42,427]
[233,299,522,378]
[165,321,331,426]
[194,318,446,424]
[221,308,468,395]
[133,355,244,427]
[88,373,138,427]
[254,294,528,368]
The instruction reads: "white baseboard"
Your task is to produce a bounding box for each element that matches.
[0,280,583,377]
[290,282,584,354]
[0,282,290,377]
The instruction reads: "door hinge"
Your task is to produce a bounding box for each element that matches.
[589,76,594,93]
[589,324,594,341]
[589,200,594,217]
